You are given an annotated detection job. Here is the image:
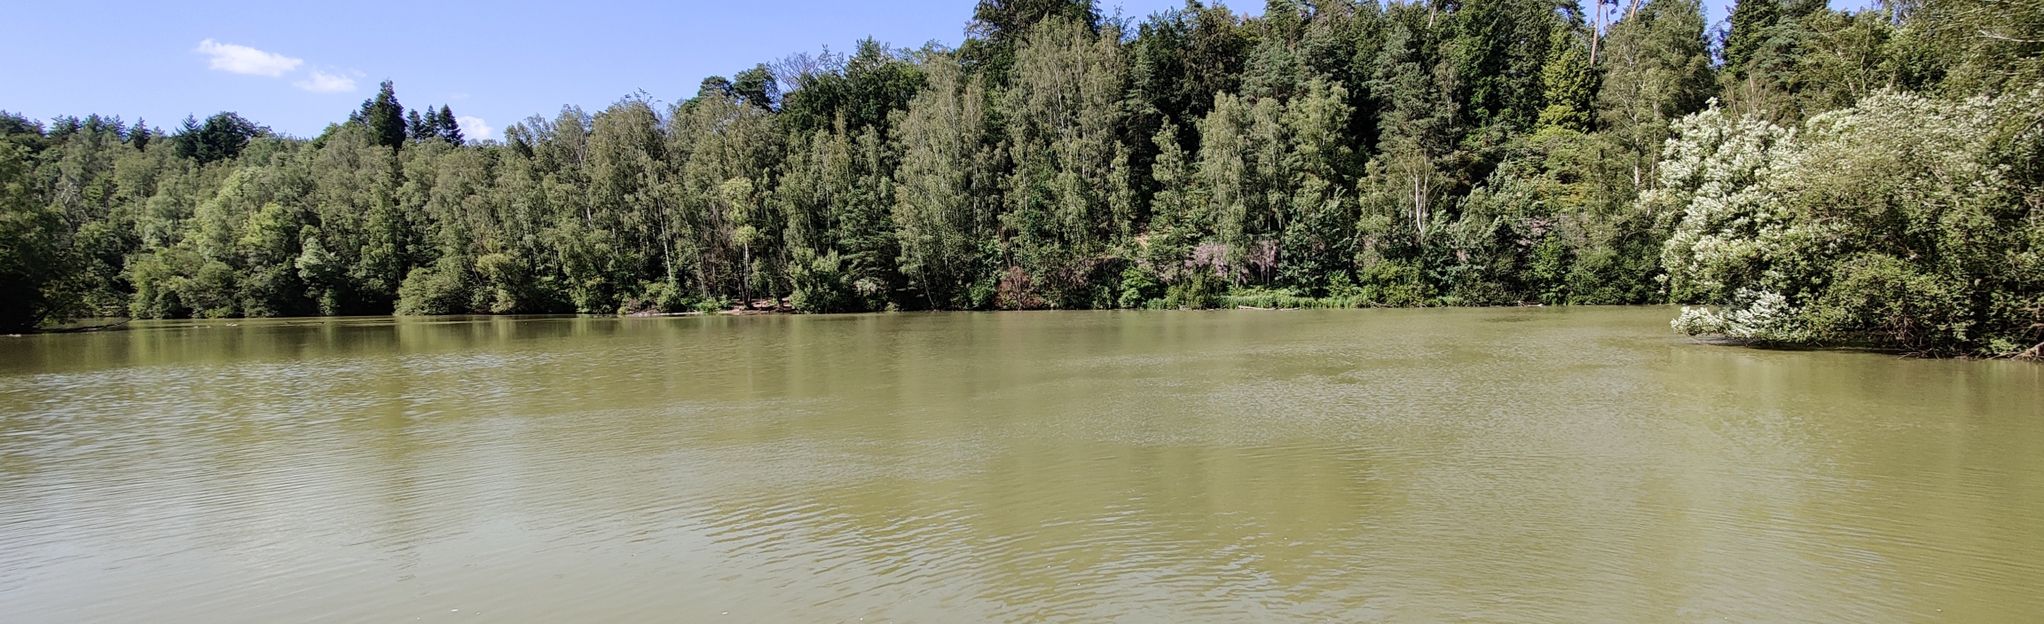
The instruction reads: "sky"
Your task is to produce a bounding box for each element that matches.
[3,0,1870,141]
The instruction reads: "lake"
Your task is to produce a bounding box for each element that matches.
[2,308,2039,622]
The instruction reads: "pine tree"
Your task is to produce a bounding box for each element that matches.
[437,105,464,144]
[407,109,429,141]
[1450,0,1564,131]
[732,65,779,110]
[173,116,202,160]
[1537,28,1598,131]
[1723,0,1780,77]
[357,80,407,150]
[129,118,151,151]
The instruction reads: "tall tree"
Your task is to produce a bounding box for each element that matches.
[129,118,152,151]
[1598,0,1715,189]
[173,112,262,164]
[732,64,781,110]
[355,80,408,150]
[407,109,430,141]
[893,56,997,308]
[437,105,464,144]
[0,118,74,330]
[960,0,1100,82]
[1538,26,1599,131]
[1723,0,1782,76]
[1002,17,1131,305]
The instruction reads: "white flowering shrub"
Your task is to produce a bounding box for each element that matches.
[1656,90,2044,355]
[1651,104,1802,305]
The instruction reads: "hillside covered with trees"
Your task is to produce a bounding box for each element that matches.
[3,0,2040,357]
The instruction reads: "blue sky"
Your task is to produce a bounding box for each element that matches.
[4,0,1869,140]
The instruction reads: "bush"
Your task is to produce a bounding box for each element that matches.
[1357,260,1431,307]
[1659,91,2044,356]
[1116,264,1161,309]
[1162,271,1224,309]
[474,252,535,314]
[788,248,866,313]
[395,256,474,316]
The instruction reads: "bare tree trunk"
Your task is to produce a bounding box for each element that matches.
[1592,0,1605,65]
[1412,173,1428,246]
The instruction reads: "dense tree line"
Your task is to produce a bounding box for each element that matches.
[3,0,2039,357]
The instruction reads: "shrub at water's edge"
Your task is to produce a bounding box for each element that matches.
[1659,92,2044,358]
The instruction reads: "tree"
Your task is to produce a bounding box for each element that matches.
[960,0,1100,82]
[1598,0,1715,189]
[1903,0,2044,94]
[1145,120,1203,273]
[129,119,152,151]
[776,39,926,138]
[733,64,780,110]
[437,105,464,144]
[1718,0,1829,119]
[407,109,431,141]
[1723,0,1783,76]
[893,56,997,308]
[173,112,262,164]
[1366,2,1460,253]
[1668,91,2044,355]
[1449,0,1565,132]
[1129,2,1248,133]
[1,0,2036,360]
[1538,26,1598,131]
[355,80,408,150]
[1001,17,1130,306]
[0,127,73,330]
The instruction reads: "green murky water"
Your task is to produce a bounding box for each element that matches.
[2,308,2039,622]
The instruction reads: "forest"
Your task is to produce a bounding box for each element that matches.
[2,0,2040,357]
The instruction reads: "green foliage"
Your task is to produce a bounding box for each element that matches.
[173,112,263,164]
[355,80,409,150]
[733,65,780,110]
[1448,0,1560,131]
[1001,16,1129,306]
[1116,264,1161,309]
[787,248,867,313]
[0,130,73,330]
[1724,0,1786,77]
[1598,0,1715,190]
[893,57,996,309]
[777,40,925,137]
[1654,104,1799,304]
[1356,258,1431,307]
[1662,91,2044,355]
[1537,27,1597,131]
[395,255,475,316]
[1162,270,1224,309]
[1905,0,2044,95]
[4,0,2038,360]
[960,0,1099,82]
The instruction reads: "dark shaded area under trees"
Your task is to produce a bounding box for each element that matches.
[3,0,2040,357]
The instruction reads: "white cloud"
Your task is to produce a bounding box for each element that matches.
[294,70,357,93]
[195,39,303,77]
[456,116,495,142]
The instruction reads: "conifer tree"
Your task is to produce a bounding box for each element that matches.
[1537,28,1598,131]
[437,105,464,144]
[407,109,430,141]
[357,80,408,150]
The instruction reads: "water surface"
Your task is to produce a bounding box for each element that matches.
[2,308,2039,622]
